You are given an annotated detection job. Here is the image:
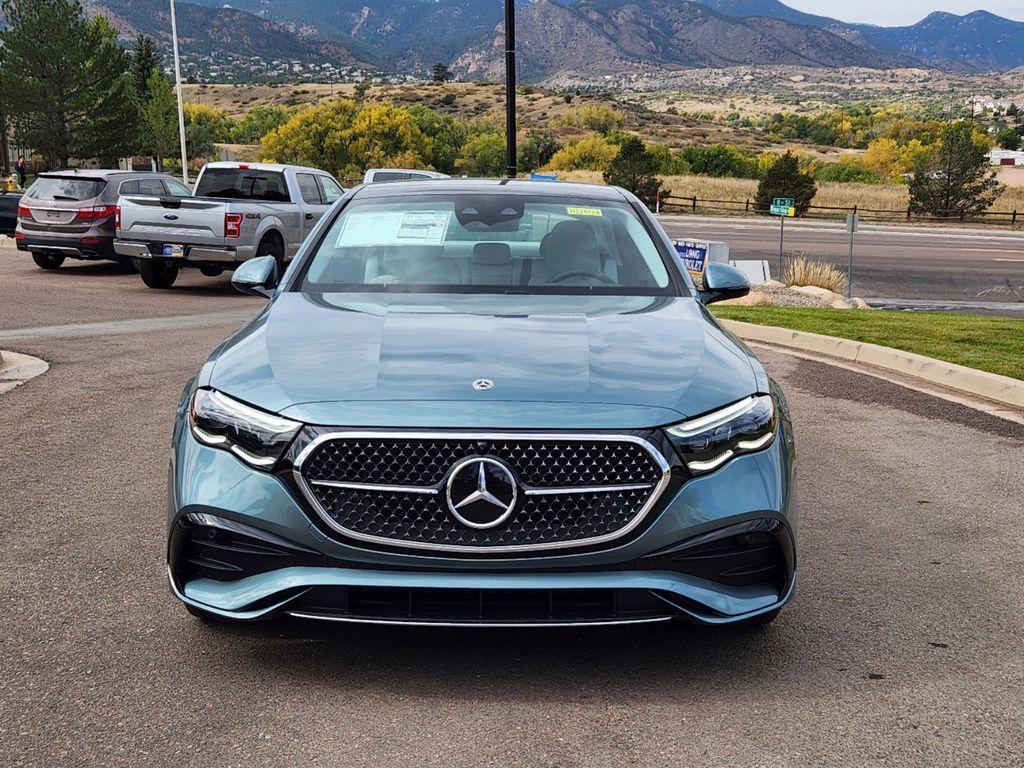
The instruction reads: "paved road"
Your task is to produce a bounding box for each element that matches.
[658,215,1024,312]
[1,246,1023,767]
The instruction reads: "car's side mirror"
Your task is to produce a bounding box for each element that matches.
[699,262,750,305]
[231,255,279,298]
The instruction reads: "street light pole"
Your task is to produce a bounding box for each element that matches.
[169,0,190,185]
[504,0,517,179]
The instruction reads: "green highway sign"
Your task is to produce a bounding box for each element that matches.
[771,197,796,217]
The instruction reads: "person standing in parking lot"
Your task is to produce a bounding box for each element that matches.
[15,157,27,188]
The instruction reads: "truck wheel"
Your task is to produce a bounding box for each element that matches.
[256,235,285,274]
[138,259,179,289]
[32,252,65,270]
[116,256,138,274]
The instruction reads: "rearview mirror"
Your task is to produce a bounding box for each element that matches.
[231,256,279,298]
[699,262,750,305]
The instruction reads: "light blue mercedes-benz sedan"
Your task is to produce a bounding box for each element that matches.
[168,179,796,628]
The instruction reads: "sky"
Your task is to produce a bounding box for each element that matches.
[783,0,1024,25]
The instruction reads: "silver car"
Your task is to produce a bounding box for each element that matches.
[15,170,191,271]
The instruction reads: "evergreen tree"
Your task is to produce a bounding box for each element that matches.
[139,71,180,169]
[518,134,560,172]
[909,123,1002,217]
[755,152,816,215]
[131,35,162,103]
[432,63,453,84]
[603,136,662,206]
[0,0,138,166]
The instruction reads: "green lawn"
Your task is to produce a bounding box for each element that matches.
[712,306,1024,381]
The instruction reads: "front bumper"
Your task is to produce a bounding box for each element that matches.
[168,419,797,627]
[114,240,243,264]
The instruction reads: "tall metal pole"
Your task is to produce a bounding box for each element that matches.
[778,215,785,279]
[169,0,190,185]
[504,0,517,179]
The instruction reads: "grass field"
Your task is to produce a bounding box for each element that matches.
[712,306,1024,380]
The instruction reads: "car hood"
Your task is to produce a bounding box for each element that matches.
[207,292,757,429]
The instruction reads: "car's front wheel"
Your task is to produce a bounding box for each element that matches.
[138,259,179,289]
[31,252,65,270]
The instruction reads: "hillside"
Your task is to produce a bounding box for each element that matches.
[83,0,366,66]
[80,0,1024,80]
[181,81,782,153]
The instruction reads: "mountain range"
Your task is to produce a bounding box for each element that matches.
[82,0,1024,79]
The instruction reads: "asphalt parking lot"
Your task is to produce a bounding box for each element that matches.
[1,249,1022,767]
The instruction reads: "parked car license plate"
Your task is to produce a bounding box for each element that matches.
[162,244,185,258]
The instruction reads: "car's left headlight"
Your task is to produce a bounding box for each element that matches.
[189,388,301,469]
[665,394,776,476]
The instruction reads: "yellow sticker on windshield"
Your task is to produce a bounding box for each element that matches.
[566,206,603,217]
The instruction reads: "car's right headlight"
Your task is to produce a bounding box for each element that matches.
[665,394,776,476]
[189,388,301,469]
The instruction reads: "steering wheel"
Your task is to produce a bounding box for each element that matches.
[549,270,616,285]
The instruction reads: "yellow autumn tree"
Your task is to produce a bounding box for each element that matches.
[862,138,902,181]
[346,103,432,170]
[259,99,361,176]
[544,136,618,172]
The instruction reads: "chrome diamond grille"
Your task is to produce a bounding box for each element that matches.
[296,433,670,553]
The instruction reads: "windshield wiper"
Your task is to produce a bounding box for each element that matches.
[51,195,80,201]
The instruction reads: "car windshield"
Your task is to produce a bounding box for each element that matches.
[297,193,678,295]
[27,177,106,202]
[194,168,289,202]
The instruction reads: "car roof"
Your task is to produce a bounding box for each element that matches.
[202,161,329,174]
[39,170,167,180]
[352,178,628,201]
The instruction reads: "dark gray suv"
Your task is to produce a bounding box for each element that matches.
[15,170,191,270]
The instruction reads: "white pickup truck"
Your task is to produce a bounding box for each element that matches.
[114,162,345,289]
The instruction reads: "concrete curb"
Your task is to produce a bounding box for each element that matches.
[721,319,1024,409]
[0,350,49,395]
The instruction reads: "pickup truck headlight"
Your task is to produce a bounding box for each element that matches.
[665,394,776,476]
[189,388,301,469]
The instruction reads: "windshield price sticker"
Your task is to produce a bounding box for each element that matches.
[335,210,451,247]
[396,211,451,242]
[566,206,603,217]
[674,240,708,282]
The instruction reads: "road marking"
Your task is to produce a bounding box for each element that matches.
[992,258,1024,263]
[960,248,1024,254]
[0,310,257,342]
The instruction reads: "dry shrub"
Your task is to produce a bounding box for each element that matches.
[784,257,846,293]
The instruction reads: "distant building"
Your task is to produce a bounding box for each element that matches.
[988,149,1024,166]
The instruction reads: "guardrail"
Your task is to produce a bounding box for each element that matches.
[656,194,1024,226]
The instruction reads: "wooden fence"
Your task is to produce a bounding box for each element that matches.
[657,194,1024,226]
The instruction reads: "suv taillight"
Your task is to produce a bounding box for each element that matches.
[115,205,121,230]
[73,204,117,222]
[225,212,243,238]
[17,205,31,220]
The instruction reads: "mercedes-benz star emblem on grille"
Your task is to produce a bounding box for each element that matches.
[445,457,517,529]
[472,379,494,391]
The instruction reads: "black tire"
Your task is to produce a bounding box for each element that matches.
[138,259,179,289]
[32,252,65,270]
[255,234,285,274]
[116,256,138,274]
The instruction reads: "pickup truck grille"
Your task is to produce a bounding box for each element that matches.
[294,432,672,554]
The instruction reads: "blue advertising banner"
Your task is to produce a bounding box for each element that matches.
[674,240,708,282]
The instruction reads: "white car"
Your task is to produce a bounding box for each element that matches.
[362,168,450,184]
